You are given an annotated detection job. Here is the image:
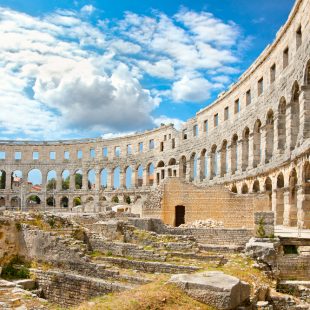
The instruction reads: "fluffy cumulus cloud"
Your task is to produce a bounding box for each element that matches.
[0,5,247,139]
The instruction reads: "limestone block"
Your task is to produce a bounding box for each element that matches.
[169,271,250,310]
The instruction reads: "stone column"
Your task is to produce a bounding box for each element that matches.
[95,169,101,190]
[275,188,285,225]
[119,170,125,189]
[299,86,310,143]
[260,125,267,165]
[297,186,310,229]
[131,169,137,188]
[248,134,254,170]
[273,111,280,156]
[207,153,213,180]
[185,160,191,182]
[143,169,148,187]
[226,145,231,176]
[196,157,202,182]
[82,169,88,190]
[5,172,11,190]
[283,189,290,226]
[107,169,114,190]
[237,140,243,173]
[56,172,62,191]
[70,173,75,191]
[41,171,47,192]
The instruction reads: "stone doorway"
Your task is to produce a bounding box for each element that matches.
[175,205,185,227]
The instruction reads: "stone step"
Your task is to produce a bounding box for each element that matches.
[95,256,200,274]
[198,243,243,253]
[166,251,225,262]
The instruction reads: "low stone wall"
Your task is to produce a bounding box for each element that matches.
[254,211,275,237]
[129,218,253,246]
[277,255,310,280]
[31,269,130,307]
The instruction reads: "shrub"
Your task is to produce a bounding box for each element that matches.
[256,217,266,238]
[1,256,30,280]
[125,196,131,204]
[112,196,119,203]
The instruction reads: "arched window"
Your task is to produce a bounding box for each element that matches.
[231,135,238,175]
[242,127,249,171]
[190,153,197,181]
[278,98,286,152]
[88,169,95,190]
[47,170,56,191]
[0,170,6,189]
[113,167,120,189]
[28,169,42,189]
[62,170,70,190]
[253,120,262,168]
[74,169,83,190]
[100,168,108,189]
[241,183,249,194]
[179,156,187,179]
[147,163,154,186]
[253,180,260,193]
[125,166,132,188]
[290,82,300,149]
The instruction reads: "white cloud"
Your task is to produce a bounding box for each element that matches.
[81,5,95,15]
[172,75,214,103]
[153,115,184,130]
[137,59,174,79]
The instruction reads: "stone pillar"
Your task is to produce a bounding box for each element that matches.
[286,101,294,152]
[185,160,191,181]
[237,140,243,173]
[142,169,148,187]
[95,169,101,190]
[248,134,254,170]
[41,171,47,192]
[260,125,267,165]
[226,146,231,176]
[283,189,290,226]
[131,169,137,188]
[297,186,310,229]
[196,157,202,181]
[56,173,62,191]
[299,86,310,143]
[119,170,125,189]
[275,188,285,225]
[70,174,75,191]
[273,111,280,156]
[107,169,113,190]
[5,172,11,190]
[82,169,88,190]
[207,153,213,180]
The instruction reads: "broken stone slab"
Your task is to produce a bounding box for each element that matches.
[169,271,250,310]
[14,279,36,290]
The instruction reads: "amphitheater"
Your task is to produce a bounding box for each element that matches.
[0,0,310,229]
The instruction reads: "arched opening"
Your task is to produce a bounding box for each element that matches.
[75,169,83,190]
[46,170,57,191]
[231,135,238,175]
[113,167,120,189]
[231,184,237,194]
[88,169,95,190]
[46,196,55,207]
[190,153,197,181]
[147,163,154,186]
[253,120,262,168]
[290,82,300,149]
[100,168,108,189]
[241,183,249,194]
[61,196,69,208]
[265,177,272,210]
[253,180,260,193]
[242,127,249,171]
[85,196,94,210]
[278,98,287,152]
[287,169,298,226]
[62,170,70,190]
[220,140,227,177]
[0,197,5,207]
[200,149,207,180]
[11,170,22,189]
[125,166,132,188]
[304,162,310,194]
[11,196,20,209]
[302,162,310,228]
[137,165,143,187]
[175,205,185,227]
[112,195,119,203]
[28,169,42,191]
[210,145,217,179]
[27,195,41,207]
[168,158,177,177]
[276,173,285,225]
[0,170,6,189]
[179,156,187,179]
[265,110,274,163]
[73,197,81,207]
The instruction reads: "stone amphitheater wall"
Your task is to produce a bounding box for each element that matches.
[0,0,309,228]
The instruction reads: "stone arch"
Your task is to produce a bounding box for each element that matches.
[46,196,55,207]
[303,162,310,194]
[27,195,41,207]
[301,162,310,228]
[74,169,83,190]
[210,144,217,179]
[252,180,260,193]
[179,156,187,179]
[0,170,6,189]
[88,169,96,190]
[242,127,250,171]
[168,158,177,177]
[137,165,143,187]
[125,166,132,189]
[241,183,249,194]
[278,97,287,152]
[290,81,300,149]
[200,149,207,180]
[265,110,274,163]
[147,163,154,186]
[231,134,238,175]
[231,184,238,194]
[253,120,262,168]
[73,196,81,207]
[46,170,57,191]
[157,160,165,168]
[304,59,310,86]
[190,152,197,181]
[276,172,285,225]
[113,166,120,189]
[62,170,70,190]
[286,168,298,226]
[100,168,108,189]
[60,196,69,208]
[11,196,20,209]
[85,196,95,210]
[27,169,42,191]
[220,140,228,177]
[168,158,176,166]
[0,196,5,207]
[264,177,272,210]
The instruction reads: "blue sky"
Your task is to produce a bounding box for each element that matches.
[0,0,295,141]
